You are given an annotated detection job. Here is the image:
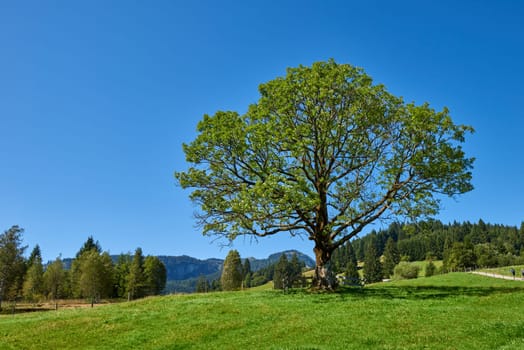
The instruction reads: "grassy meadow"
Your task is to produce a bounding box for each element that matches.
[1,273,524,349]
[479,265,524,278]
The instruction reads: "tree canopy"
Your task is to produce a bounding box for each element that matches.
[176,59,474,289]
[0,225,27,309]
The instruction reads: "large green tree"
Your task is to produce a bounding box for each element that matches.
[176,60,474,290]
[127,248,146,300]
[113,254,132,298]
[143,255,167,296]
[77,250,114,306]
[23,245,44,302]
[43,257,66,300]
[0,225,27,309]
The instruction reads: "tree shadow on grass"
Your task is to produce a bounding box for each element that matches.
[335,284,524,301]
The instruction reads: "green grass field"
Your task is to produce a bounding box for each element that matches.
[479,265,524,278]
[2,273,524,349]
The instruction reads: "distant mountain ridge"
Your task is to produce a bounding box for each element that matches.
[247,250,315,271]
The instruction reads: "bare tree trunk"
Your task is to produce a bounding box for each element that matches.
[312,246,337,290]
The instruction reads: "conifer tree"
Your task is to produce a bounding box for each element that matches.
[196,275,209,293]
[43,257,65,300]
[363,236,383,283]
[220,250,243,291]
[27,245,42,269]
[382,237,400,278]
[344,242,360,283]
[23,245,44,302]
[289,252,305,287]
[143,255,167,296]
[274,254,291,290]
[77,250,114,306]
[242,258,252,289]
[0,225,27,310]
[128,248,146,300]
[113,254,131,298]
[425,260,437,277]
[75,236,102,258]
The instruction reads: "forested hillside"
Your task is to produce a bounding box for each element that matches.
[344,220,524,271]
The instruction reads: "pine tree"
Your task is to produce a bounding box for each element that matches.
[0,225,27,310]
[75,236,102,258]
[27,245,42,269]
[425,260,437,277]
[196,275,209,293]
[70,236,103,297]
[143,256,167,296]
[113,254,131,298]
[127,248,146,300]
[220,250,243,291]
[242,259,252,289]
[77,250,114,306]
[43,257,65,300]
[382,237,400,278]
[273,254,291,290]
[289,252,305,287]
[23,246,44,302]
[363,236,383,284]
[344,242,360,284]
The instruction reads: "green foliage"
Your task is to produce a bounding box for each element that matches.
[128,248,146,300]
[242,258,252,288]
[273,253,305,290]
[195,275,210,293]
[353,220,524,272]
[443,242,476,272]
[342,242,360,283]
[76,250,114,302]
[393,262,421,280]
[143,255,167,296]
[425,260,437,277]
[176,60,474,289]
[43,257,66,300]
[249,262,276,287]
[0,225,27,308]
[220,250,243,291]
[113,254,131,298]
[273,254,290,290]
[22,246,44,302]
[363,236,382,283]
[27,244,42,269]
[382,237,400,278]
[75,236,102,259]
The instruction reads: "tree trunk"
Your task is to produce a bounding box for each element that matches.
[312,246,337,290]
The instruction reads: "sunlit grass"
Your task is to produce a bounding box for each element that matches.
[478,265,524,278]
[1,273,524,349]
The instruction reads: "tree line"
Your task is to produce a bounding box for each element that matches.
[197,219,524,292]
[0,226,166,310]
[196,250,306,292]
[328,219,524,285]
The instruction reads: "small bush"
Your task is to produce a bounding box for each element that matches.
[394,262,420,280]
[425,261,437,277]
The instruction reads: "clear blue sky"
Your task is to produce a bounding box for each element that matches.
[1,1,523,262]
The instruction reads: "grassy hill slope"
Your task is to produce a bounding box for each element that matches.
[2,273,524,349]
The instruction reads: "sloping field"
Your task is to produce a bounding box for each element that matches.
[1,273,524,349]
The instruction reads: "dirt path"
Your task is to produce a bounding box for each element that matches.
[470,271,524,281]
